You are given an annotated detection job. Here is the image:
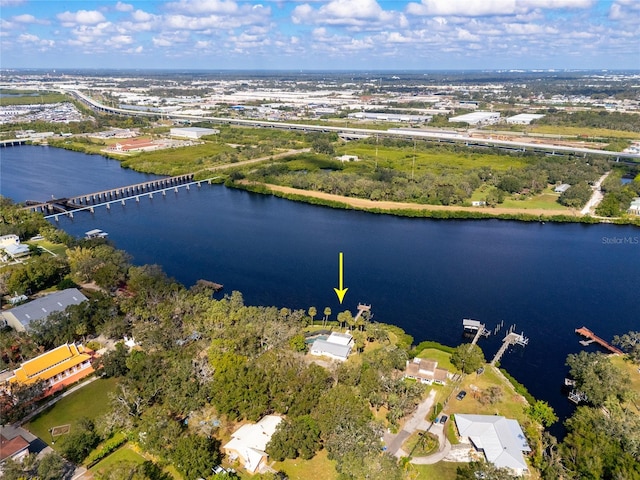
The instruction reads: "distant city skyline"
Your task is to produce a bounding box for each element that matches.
[1,0,638,71]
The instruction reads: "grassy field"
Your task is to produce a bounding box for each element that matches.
[530,125,640,140]
[271,449,338,480]
[335,143,526,174]
[89,444,147,474]
[26,377,117,447]
[0,91,68,106]
[414,348,456,372]
[410,461,462,479]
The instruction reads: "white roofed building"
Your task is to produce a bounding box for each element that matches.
[170,127,219,139]
[449,111,500,126]
[506,113,545,125]
[223,415,282,474]
[309,331,354,361]
[454,414,531,476]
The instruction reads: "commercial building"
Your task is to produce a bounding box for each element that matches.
[170,127,219,139]
[506,113,545,125]
[0,288,88,332]
[449,111,500,126]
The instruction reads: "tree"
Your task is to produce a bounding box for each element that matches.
[456,461,519,479]
[566,351,630,406]
[613,331,640,364]
[37,452,68,480]
[451,343,485,374]
[267,415,321,461]
[308,306,317,325]
[323,307,331,327]
[528,400,558,427]
[171,434,221,479]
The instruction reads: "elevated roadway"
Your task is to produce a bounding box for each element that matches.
[67,89,640,162]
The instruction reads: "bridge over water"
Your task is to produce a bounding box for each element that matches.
[24,174,219,220]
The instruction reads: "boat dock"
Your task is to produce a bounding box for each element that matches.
[490,329,529,366]
[462,318,490,345]
[354,303,372,322]
[575,327,623,355]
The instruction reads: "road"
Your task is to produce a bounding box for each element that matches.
[581,171,611,215]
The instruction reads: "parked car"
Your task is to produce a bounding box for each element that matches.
[439,415,448,424]
[456,390,467,400]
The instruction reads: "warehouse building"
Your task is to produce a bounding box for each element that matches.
[506,113,545,125]
[449,111,500,126]
[170,127,220,139]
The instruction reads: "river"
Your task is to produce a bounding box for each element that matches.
[2,145,639,433]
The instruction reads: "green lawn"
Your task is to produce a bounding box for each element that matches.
[271,450,337,480]
[410,461,462,479]
[89,444,146,474]
[26,377,117,446]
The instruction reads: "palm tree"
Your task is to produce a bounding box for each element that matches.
[308,306,317,325]
[323,307,331,327]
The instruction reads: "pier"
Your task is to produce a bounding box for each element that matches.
[23,175,219,220]
[462,318,490,345]
[490,328,529,366]
[575,327,623,355]
[354,303,372,322]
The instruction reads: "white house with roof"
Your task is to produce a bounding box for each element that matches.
[309,331,354,361]
[0,235,30,261]
[628,197,640,216]
[454,414,531,476]
[223,415,282,474]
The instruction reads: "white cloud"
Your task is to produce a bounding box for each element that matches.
[165,0,239,15]
[57,10,107,26]
[115,2,134,12]
[12,14,48,24]
[406,0,594,17]
[291,0,403,29]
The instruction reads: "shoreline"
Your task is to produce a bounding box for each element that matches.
[232,180,640,226]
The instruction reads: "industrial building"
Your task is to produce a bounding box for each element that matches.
[506,113,545,125]
[449,111,500,126]
[170,127,220,139]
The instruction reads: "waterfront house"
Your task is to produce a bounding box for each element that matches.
[404,358,449,385]
[0,288,88,332]
[223,415,282,474]
[0,234,30,261]
[628,197,640,215]
[309,331,354,361]
[454,414,531,476]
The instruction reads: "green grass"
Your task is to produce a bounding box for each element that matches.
[0,91,68,106]
[500,193,571,210]
[271,449,337,480]
[404,431,439,457]
[530,125,640,139]
[89,444,146,474]
[26,377,118,445]
[409,461,462,479]
[414,348,456,372]
[335,143,526,174]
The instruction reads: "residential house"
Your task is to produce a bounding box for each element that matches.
[404,358,449,385]
[0,288,88,332]
[454,414,531,476]
[309,331,354,361]
[223,415,282,474]
[7,343,95,396]
[0,234,30,261]
[628,197,640,216]
[0,431,30,468]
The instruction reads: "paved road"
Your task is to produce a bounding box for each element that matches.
[581,171,611,215]
[384,389,436,456]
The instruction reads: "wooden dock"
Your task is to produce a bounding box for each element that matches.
[354,303,372,322]
[575,327,623,355]
[490,330,529,366]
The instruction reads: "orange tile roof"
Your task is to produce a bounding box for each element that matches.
[10,344,92,385]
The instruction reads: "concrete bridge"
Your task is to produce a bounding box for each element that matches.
[24,174,219,220]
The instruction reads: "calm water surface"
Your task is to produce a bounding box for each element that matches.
[2,146,639,432]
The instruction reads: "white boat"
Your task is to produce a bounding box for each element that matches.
[85,229,108,239]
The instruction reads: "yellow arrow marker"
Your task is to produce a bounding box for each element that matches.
[333,252,348,304]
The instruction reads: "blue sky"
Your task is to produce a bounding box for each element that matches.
[1,0,638,70]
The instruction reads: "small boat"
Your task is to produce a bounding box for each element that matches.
[85,229,108,239]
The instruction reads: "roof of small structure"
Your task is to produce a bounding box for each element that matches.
[310,339,351,360]
[0,434,29,462]
[223,415,282,473]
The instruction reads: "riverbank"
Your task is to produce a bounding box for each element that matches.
[231,180,640,225]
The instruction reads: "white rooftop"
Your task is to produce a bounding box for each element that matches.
[455,414,530,473]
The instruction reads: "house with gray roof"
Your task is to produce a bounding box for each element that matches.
[454,414,531,476]
[0,288,88,333]
[309,331,354,361]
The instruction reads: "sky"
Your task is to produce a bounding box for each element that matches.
[1,0,639,71]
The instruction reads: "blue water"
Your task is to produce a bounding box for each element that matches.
[2,145,639,434]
